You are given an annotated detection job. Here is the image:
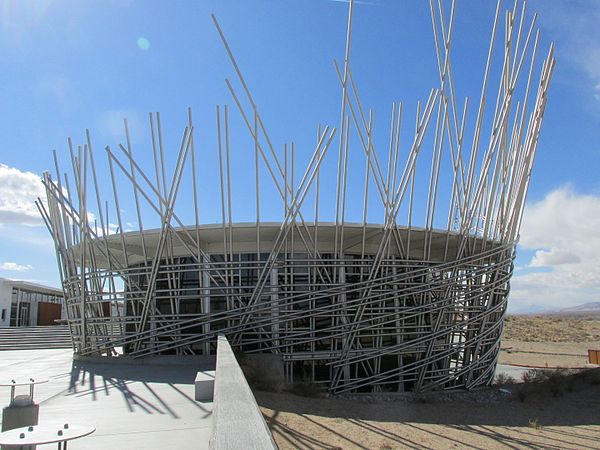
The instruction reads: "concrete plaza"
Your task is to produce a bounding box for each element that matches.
[0,349,213,449]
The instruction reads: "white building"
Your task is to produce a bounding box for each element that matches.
[0,278,64,328]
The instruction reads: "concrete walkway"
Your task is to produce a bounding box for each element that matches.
[496,363,537,380]
[0,349,213,449]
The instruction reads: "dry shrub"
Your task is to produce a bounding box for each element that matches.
[581,368,600,385]
[547,371,569,397]
[518,368,600,400]
[494,373,516,385]
[521,369,547,384]
[528,418,542,430]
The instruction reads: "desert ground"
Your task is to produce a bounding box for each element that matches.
[500,314,600,367]
[256,314,600,449]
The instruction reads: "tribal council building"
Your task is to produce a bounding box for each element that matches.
[39,2,554,394]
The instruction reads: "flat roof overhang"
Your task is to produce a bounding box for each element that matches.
[70,222,507,269]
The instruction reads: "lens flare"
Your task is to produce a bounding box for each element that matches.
[136,37,150,51]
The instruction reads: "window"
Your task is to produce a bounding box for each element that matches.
[1,309,5,321]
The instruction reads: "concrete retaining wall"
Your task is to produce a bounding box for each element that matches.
[210,335,277,450]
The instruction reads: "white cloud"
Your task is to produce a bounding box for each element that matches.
[509,272,585,314]
[510,186,600,311]
[85,211,121,235]
[519,186,600,257]
[0,262,33,272]
[530,248,580,267]
[0,164,45,226]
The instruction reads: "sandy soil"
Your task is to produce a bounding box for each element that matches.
[499,314,600,368]
[502,314,600,343]
[256,314,600,449]
[258,385,600,449]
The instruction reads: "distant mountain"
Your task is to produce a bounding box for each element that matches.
[506,303,553,315]
[506,302,600,316]
[559,302,600,314]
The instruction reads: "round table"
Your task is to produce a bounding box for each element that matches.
[0,422,95,449]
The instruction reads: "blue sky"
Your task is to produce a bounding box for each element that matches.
[0,0,599,313]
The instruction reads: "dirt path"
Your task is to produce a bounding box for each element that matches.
[499,340,598,367]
